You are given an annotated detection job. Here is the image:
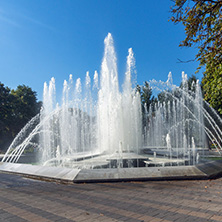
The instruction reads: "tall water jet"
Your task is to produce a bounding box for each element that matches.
[37,33,143,168]
[40,77,56,163]
[97,34,142,155]
[97,33,120,154]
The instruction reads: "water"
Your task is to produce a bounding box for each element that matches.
[38,33,142,168]
[2,33,222,169]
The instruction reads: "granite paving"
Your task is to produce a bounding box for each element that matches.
[0,172,222,221]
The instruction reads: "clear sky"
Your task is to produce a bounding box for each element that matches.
[0,0,202,101]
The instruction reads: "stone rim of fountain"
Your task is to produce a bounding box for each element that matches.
[1,160,222,183]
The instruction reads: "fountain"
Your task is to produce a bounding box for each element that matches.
[1,33,222,182]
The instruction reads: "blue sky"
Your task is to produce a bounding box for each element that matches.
[0,0,202,101]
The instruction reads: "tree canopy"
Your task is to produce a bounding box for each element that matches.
[171,0,222,68]
[137,81,155,112]
[170,0,222,114]
[0,83,41,152]
[202,63,222,113]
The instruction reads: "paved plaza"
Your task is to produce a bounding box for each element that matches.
[0,172,222,221]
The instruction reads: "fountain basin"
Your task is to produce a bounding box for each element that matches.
[1,160,222,183]
[2,33,222,183]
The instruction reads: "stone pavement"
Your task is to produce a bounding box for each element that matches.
[0,172,222,221]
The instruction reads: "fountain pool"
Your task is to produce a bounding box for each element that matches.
[1,33,222,182]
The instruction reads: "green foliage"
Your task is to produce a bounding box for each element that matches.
[202,64,222,114]
[137,81,155,112]
[11,85,41,128]
[187,74,198,91]
[0,83,41,152]
[0,83,14,149]
[171,0,222,69]
[171,0,222,114]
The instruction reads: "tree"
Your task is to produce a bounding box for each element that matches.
[170,0,222,114]
[11,85,42,131]
[0,83,11,127]
[0,83,41,152]
[202,64,222,114]
[171,0,222,68]
[0,83,14,150]
[137,81,155,112]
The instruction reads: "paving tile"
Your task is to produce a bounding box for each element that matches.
[1,172,222,221]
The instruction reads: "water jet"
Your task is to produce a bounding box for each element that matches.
[1,33,222,182]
